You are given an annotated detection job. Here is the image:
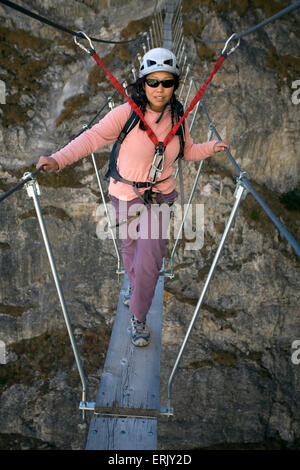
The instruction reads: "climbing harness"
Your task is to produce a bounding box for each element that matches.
[104,101,185,205]
[74,31,237,156]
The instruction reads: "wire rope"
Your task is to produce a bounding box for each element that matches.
[0,0,145,44]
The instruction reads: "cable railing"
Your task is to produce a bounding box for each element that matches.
[1,0,299,421]
[0,0,191,417]
[159,0,300,416]
[0,3,163,418]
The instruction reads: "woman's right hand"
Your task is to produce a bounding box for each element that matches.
[36,156,59,173]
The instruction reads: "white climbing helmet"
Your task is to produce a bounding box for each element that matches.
[139,47,180,77]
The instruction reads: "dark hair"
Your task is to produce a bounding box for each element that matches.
[127,75,180,130]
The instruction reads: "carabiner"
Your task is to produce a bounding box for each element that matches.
[74,31,95,55]
[221,33,240,57]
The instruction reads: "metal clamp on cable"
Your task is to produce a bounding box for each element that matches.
[234,171,250,201]
[237,170,250,182]
[221,33,240,57]
[22,171,40,198]
[74,31,95,55]
[207,122,217,141]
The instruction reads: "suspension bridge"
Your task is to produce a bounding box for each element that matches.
[0,0,299,451]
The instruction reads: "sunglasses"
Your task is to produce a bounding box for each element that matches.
[145,78,175,88]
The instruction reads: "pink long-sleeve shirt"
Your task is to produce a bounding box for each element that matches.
[51,102,217,201]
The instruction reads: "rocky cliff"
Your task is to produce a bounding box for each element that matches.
[0,0,299,450]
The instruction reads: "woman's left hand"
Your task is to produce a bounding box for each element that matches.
[213,141,230,153]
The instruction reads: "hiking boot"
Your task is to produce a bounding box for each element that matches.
[130,315,151,347]
[123,285,132,307]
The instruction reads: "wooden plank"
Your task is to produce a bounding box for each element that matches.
[95,274,164,413]
[85,272,164,450]
[85,0,177,451]
[163,0,175,50]
[86,416,157,450]
[94,406,159,418]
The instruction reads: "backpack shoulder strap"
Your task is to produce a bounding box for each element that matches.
[175,100,186,206]
[175,100,185,160]
[117,110,140,144]
[105,110,140,181]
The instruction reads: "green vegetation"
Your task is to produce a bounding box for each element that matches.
[183,0,290,16]
[0,303,34,317]
[212,349,237,366]
[280,184,300,211]
[0,25,51,127]
[0,242,11,251]
[0,154,109,192]
[87,44,132,95]
[0,324,111,390]
[265,46,300,85]
[55,94,90,127]
[18,206,73,223]
[120,16,152,39]
[187,349,263,370]
[250,209,260,221]
[182,0,297,66]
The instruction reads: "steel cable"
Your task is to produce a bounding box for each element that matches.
[190,0,300,44]
[0,0,145,44]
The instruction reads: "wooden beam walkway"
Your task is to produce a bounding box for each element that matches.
[85,274,164,450]
[85,0,177,451]
[163,0,176,51]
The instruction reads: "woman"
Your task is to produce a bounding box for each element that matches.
[37,48,229,347]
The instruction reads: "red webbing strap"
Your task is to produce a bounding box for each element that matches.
[90,51,227,150]
[163,55,226,147]
[91,52,159,147]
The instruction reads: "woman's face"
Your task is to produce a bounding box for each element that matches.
[144,71,175,112]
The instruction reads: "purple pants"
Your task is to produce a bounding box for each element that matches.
[110,190,177,321]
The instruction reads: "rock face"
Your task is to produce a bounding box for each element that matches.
[0,0,300,450]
